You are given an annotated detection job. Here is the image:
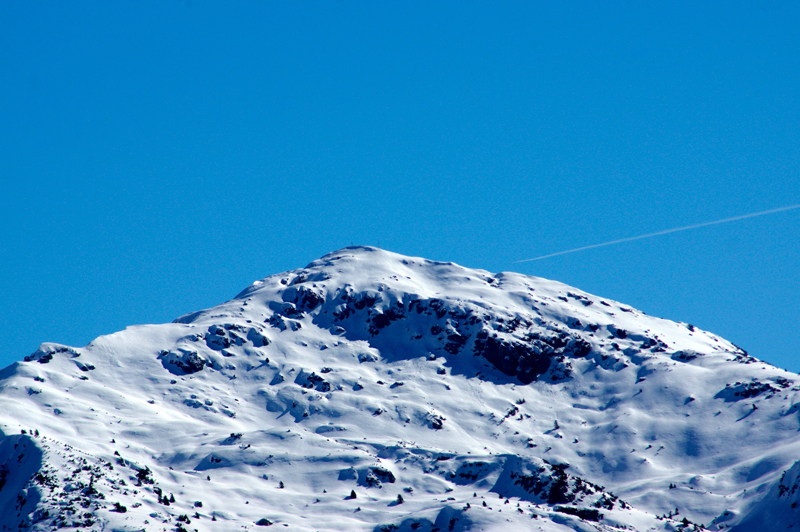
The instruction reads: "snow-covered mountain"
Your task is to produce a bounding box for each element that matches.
[1,246,798,532]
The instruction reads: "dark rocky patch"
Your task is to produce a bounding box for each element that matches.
[267,314,301,331]
[444,331,467,355]
[293,285,324,311]
[205,325,232,350]
[246,327,270,347]
[426,413,445,430]
[473,333,551,385]
[715,380,781,402]
[295,371,331,393]
[554,506,603,522]
[159,350,208,375]
[278,303,304,319]
[358,353,378,363]
[360,467,396,488]
[25,344,80,364]
[607,326,628,339]
[176,353,206,374]
[451,462,494,484]
[672,350,700,362]
[493,459,612,508]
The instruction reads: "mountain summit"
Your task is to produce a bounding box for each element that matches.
[1,247,797,531]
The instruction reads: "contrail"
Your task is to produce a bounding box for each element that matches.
[514,203,800,264]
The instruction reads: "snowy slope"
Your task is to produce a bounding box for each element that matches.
[1,246,799,532]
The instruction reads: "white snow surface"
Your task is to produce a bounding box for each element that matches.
[1,246,798,531]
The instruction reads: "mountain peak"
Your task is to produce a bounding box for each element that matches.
[0,249,794,531]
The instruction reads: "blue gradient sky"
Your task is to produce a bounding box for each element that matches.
[1,2,798,370]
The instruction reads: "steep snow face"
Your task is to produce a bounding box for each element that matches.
[0,246,798,532]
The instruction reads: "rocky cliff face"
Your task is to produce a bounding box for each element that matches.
[0,247,797,531]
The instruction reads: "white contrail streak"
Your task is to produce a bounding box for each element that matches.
[514,204,800,264]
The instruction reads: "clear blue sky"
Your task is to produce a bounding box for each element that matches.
[1,2,798,370]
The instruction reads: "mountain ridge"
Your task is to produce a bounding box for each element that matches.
[0,246,797,531]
